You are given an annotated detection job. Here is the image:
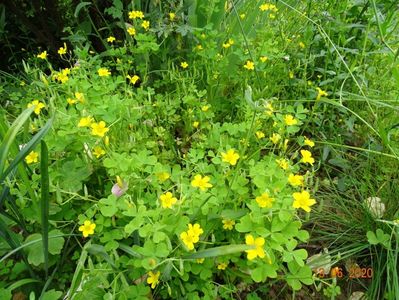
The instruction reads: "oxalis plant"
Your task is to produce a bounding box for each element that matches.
[0,2,329,299]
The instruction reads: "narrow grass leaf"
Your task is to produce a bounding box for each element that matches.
[40,140,49,278]
[0,116,54,183]
[183,244,252,259]
[0,107,34,177]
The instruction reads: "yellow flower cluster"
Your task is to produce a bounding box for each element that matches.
[180,223,203,250]
[259,3,278,12]
[222,39,234,49]
[53,68,71,83]
[128,10,144,19]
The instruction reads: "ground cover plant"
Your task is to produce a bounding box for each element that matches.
[0,0,398,299]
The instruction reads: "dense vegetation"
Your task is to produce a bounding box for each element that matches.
[0,1,398,299]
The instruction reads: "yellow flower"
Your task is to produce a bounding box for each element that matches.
[25,151,39,164]
[159,192,177,209]
[292,190,316,212]
[316,87,328,101]
[196,44,203,51]
[75,92,84,103]
[156,172,170,182]
[260,56,268,62]
[276,158,289,170]
[298,41,305,49]
[264,102,274,116]
[107,36,116,43]
[180,224,203,250]
[221,149,240,166]
[191,174,213,191]
[304,136,315,147]
[222,42,232,49]
[245,234,265,260]
[127,74,140,84]
[188,223,204,237]
[58,43,67,55]
[201,105,209,112]
[146,271,160,289]
[93,146,105,158]
[180,61,188,69]
[78,116,93,127]
[193,121,199,128]
[217,262,228,270]
[127,27,136,36]
[256,131,265,139]
[289,71,294,79]
[91,121,109,137]
[288,174,304,186]
[37,51,47,59]
[129,10,144,19]
[27,100,45,115]
[169,12,176,21]
[269,133,281,144]
[243,60,255,70]
[196,258,205,264]
[98,68,111,77]
[256,192,274,208]
[240,13,246,19]
[284,114,298,126]
[141,20,150,30]
[259,3,278,12]
[78,220,96,237]
[67,98,77,105]
[222,219,235,230]
[300,150,315,165]
[180,231,197,250]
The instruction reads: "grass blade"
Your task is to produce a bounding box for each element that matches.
[0,116,54,184]
[0,107,34,177]
[183,244,252,259]
[40,140,49,278]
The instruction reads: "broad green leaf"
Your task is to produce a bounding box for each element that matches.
[41,289,62,300]
[24,230,65,266]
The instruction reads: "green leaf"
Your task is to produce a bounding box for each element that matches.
[293,249,308,266]
[40,141,49,277]
[74,2,91,17]
[0,288,11,300]
[366,230,378,245]
[1,116,53,183]
[235,215,253,232]
[183,244,252,259]
[0,107,34,179]
[99,196,118,217]
[24,230,65,266]
[250,263,278,282]
[41,289,62,300]
[86,244,117,269]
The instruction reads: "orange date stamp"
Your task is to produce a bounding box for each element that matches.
[315,267,373,279]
